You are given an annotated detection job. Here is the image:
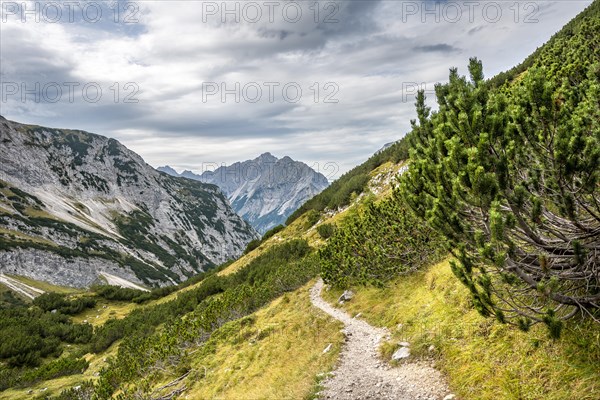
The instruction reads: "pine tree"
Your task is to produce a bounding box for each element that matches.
[401,53,600,335]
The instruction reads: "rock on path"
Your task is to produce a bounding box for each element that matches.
[310,278,451,400]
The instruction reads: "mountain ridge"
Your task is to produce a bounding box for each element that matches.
[0,117,258,288]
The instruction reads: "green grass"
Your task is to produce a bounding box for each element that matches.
[0,341,120,400]
[70,299,139,327]
[322,259,600,399]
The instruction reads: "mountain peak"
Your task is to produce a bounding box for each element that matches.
[257,152,277,162]
[157,165,179,177]
[171,154,329,233]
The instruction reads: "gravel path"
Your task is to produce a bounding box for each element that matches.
[310,278,451,400]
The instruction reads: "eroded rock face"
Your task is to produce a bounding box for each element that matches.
[0,249,135,288]
[159,152,329,234]
[0,117,259,288]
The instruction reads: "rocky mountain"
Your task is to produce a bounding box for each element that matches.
[376,141,398,154]
[159,153,329,233]
[0,116,258,288]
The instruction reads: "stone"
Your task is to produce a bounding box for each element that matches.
[338,290,355,303]
[392,346,411,360]
[322,343,333,354]
[443,395,456,400]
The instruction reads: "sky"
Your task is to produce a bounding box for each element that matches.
[0,0,594,179]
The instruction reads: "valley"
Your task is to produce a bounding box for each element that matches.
[0,1,599,399]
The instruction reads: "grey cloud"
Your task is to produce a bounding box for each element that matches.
[0,0,593,178]
[412,44,460,53]
[258,29,292,40]
[468,26,486,35]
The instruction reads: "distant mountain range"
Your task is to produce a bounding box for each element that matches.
[0,116,258,288]
[159,153,329,233]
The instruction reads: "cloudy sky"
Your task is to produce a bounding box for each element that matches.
[0,0,593,179]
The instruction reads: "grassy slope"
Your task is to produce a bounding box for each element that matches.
[322,260,600,400]
[168,162,404,399]
[184,281,344,400]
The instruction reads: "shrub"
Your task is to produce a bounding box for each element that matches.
[243,239,261,254]
[304,210,321,229]
[262,225,284,241]
[316,223,335,239]
[401,53,600,333]
[320,192,445,288]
